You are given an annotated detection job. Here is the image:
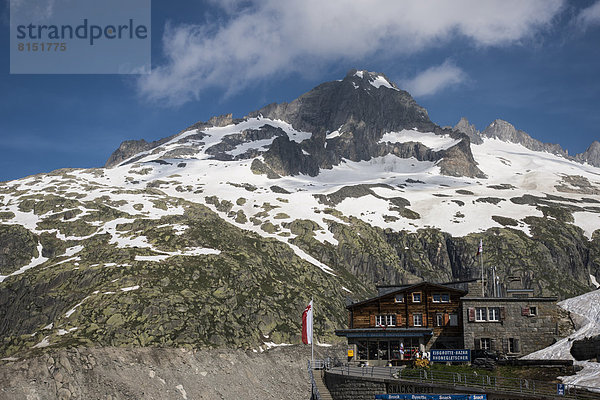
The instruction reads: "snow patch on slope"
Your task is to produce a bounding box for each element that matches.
[0,243,48,283]
[369,75,397,90]
[524,289,600,388]
[379,130,460,151]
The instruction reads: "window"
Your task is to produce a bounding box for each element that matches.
[449,313,458,326]
[413,313,423,326]
[529,306,537,316]
[376,314,396,327]
[432,293,449,303]
[394,294,404,303]
[508,338,520,353]
[480,338,491,350]
[357,340,368,360]
[436,313,444,327]
[488,307,500,321]
[475,307,487,321]
[412,292,421,303]
[385,314,396,326]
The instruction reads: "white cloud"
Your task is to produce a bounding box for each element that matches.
[576,1,600,29]
[401,61,467,97]
[138,0,564,105]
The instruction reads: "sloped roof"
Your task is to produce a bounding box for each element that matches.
[347,281,467,309]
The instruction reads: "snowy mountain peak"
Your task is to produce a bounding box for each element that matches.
[106,71,487,179]
[346,69,400,91]
[481,119,569,159]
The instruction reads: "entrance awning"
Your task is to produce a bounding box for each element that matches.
[335,328,433,338]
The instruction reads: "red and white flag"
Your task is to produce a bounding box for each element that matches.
[476,239,483,256]
[302,300,313,345]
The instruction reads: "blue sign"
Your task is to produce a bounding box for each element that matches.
[430,349,471,362]
[557,383,565,396]
[375,395,486,400]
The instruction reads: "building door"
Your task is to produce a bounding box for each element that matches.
[390,341,401,360]
[378,341,389,360]
[368,340,378,360]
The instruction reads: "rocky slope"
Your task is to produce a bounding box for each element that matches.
[0,70,599,362]
[0,344,339,400]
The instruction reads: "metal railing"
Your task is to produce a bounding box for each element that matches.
[329,364,600,400]
[308,360,325,400]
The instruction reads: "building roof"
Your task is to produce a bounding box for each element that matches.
[347,281,467,310]
[461,296,558,302]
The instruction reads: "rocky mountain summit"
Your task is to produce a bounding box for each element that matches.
[1,70,600,362]
[454,117,600,167]
[108,70,484,179]
[577,141,600,167]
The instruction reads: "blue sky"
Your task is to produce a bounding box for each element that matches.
[1,0,600,181]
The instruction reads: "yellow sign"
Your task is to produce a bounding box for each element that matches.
[347,349,354,357]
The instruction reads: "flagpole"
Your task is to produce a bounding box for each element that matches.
[480,240,484,297]
[311,297,314,365]
[310,297,315,365]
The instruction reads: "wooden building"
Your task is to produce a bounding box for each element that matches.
[336,282,466,365]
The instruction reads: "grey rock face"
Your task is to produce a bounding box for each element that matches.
[482,119,568,157]
[0,224,38,275]
[249,69,484,178]
[104,139,154,168]
[576,141,600,167]
[249,69,433,134]
[104,136,177,168]
[205,125,285,159]
[104,114,237,168]
[454,117,483,145]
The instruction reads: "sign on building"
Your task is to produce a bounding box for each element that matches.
[375,395,486,400]
[430,349,471,362]
[557,383,565,396]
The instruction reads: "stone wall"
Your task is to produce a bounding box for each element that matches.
[462,298,560,357]
[325,373,386,400]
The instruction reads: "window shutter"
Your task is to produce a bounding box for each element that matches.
[370,314,376,327]
[514,338,521,353]
[474,338,480,350]
[444,313,450,326]
[521,307,529,316]
[490,339,497,351]
[502,338,509,353]
[396,313,402,327]
[468,307,475,322]
[500,307,506,321]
